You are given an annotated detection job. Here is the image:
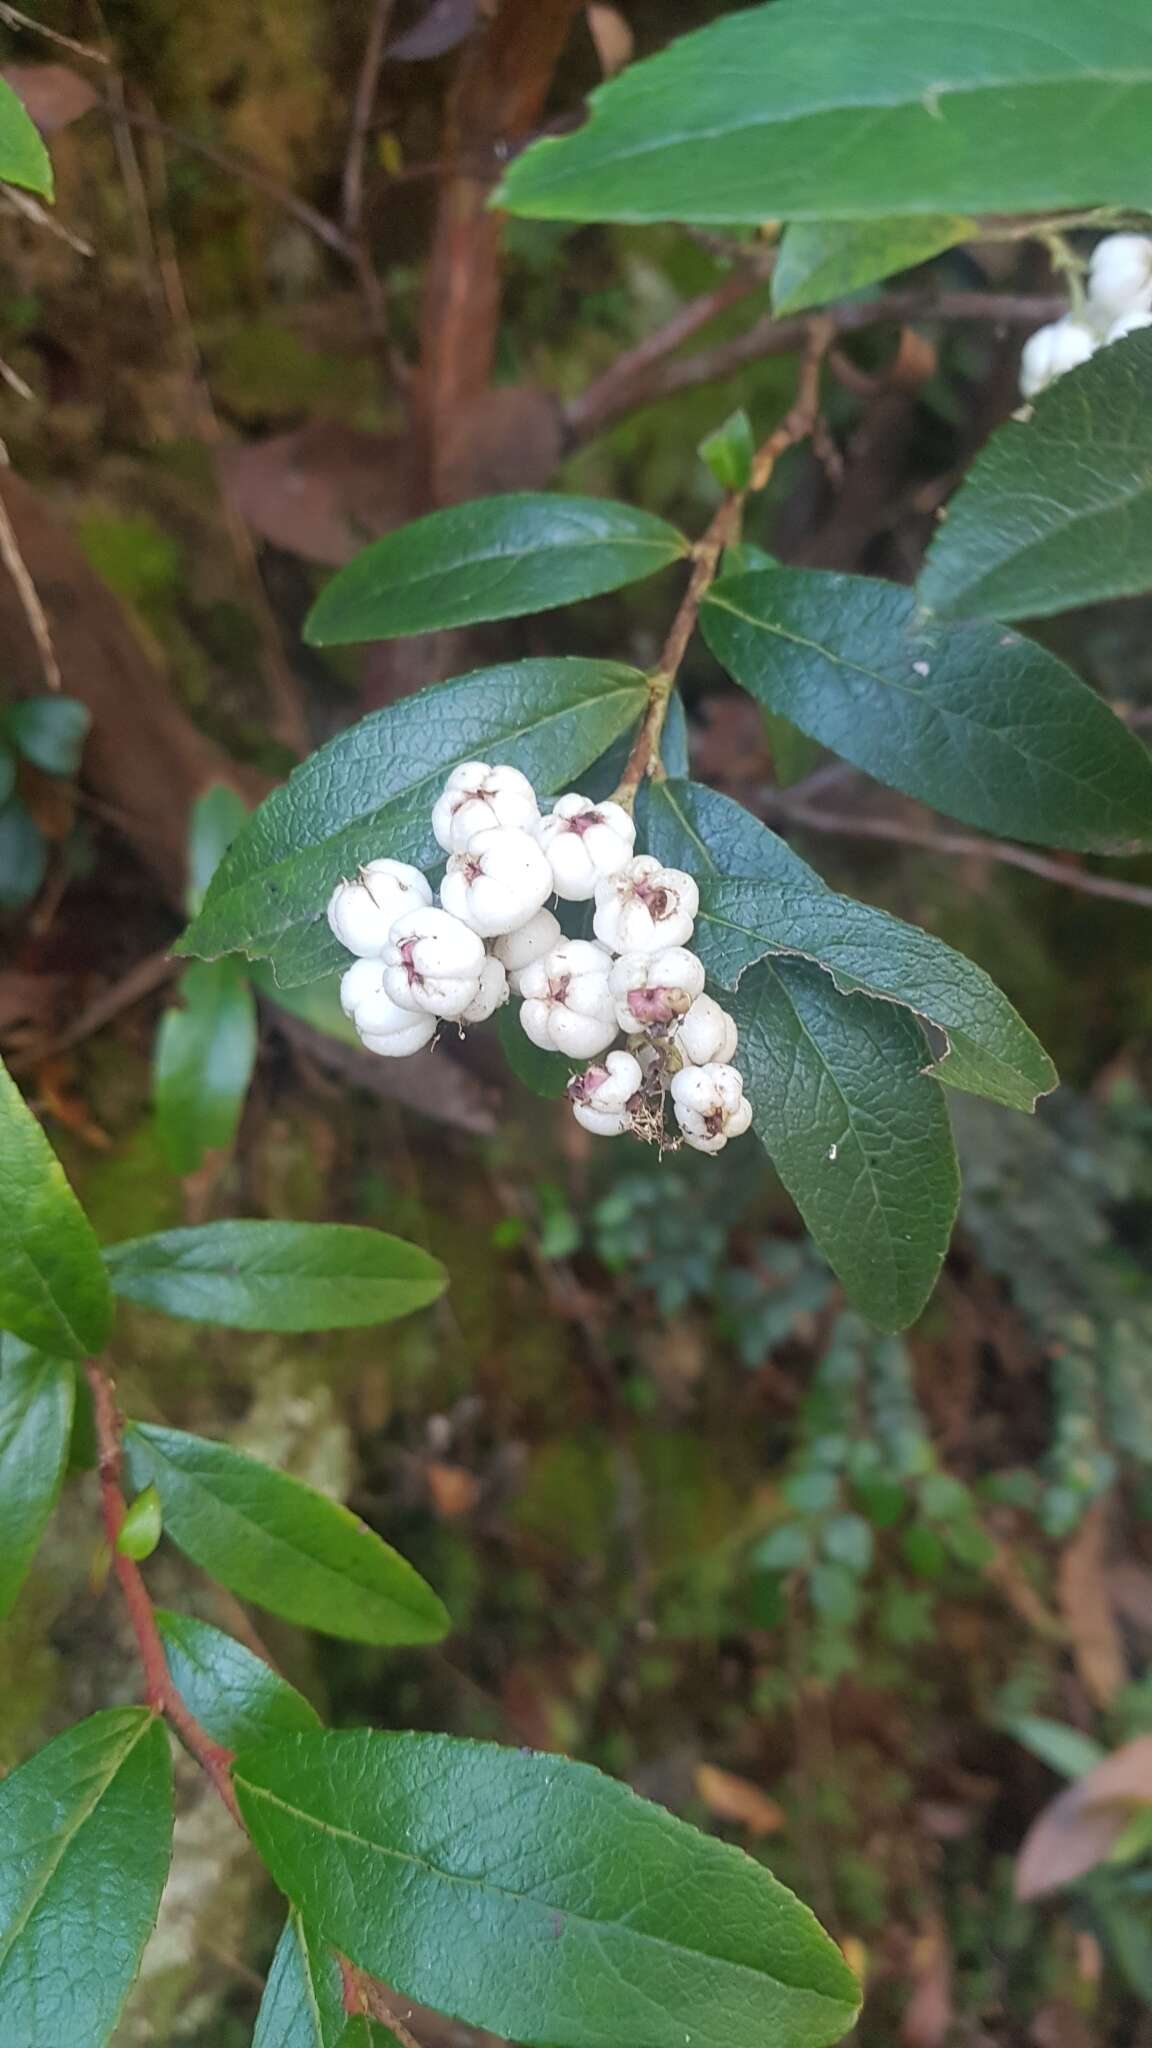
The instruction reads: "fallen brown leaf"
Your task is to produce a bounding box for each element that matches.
[586,4,633,76]
[1058,1499,1126,1707]
[900,1913,954,2048]
[693,1763,784,1838]
[219,424,417,565]
[2,63,98,133]
[1015,1734,1152,1900]
[426,1462,481,1520]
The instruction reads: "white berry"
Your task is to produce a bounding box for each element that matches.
[670,1062,752,1154]
[327,860,432,958]
[609,946,705,1032]
[568,1049,643,1137]
[440,825,553,938]
[593,855,699,954]
[355,983,438,1059]
[431,762,539,854]
[674,993,739,1066]
[382,906,485,1019]
[535,793,636,901]
[1019,317,1096,401]
[1087,233,1152,321]
[491,907,563,991]
[460,954,509,1024]
[518,938,617,1058]
[1106,308,1152,344]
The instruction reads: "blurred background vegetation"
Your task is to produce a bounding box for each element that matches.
[2,3,1152,2042]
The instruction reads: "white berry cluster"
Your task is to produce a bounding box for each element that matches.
[1020,233,1152,400]
[326,761,754,1156]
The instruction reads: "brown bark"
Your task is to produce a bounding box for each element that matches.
[416,0,584,502]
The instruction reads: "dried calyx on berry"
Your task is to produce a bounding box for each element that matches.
[383,907,486,1019]
[567,1050,644,1137]
[670,1063,753,1154]
[431,762,539,854]
[440,824,553,937]
[327,860,433,958]
[609,946,705,1032]
[518,938,618,1057]
[535,793,636,901]
[593,855,699,954]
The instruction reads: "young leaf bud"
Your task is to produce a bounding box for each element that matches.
[491,906,563,990]
[593,855,699,954]
[609,946,706,1032]
[518,938,617,1058]
[431,761,539,854]
[567,1049,644,1137]
[327,860,433,958]
[670,1061,753,1154]
[440,825,553,937]
[382,906,485,1019]
[535,792,636,901]
[674,993,739,1066]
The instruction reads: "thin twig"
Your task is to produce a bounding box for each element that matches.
[0,181,93,254]
[0,442,60,691]
[93,101,357,260]
[573,264,773,431]
[0,352,34,401]
[614,322,832,804]
[9,949,181,1072]
[341,0,397,237]
[0,3,110,60]
[85,1362,243,1824]
[566,288,1067,444]
[764,795,1152,912]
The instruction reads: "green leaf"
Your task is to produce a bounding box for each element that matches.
[0,1338,74,1620]
[5,697,90,776]
[155,1610,320,1749]
[0,796,47,910]
[728,962,960,1332]
[636,775,823,888]
[116,1482,162,1562]
[0,1054,112,1358]
[336,2022,401,2047]
[0,1708,171,2046]
[187,783,250,914]
[1003,1715,1107,1781]
[699,409,754,491]
[181,658,647,983]
[772,216,974,314]
[253,1910,346,2048]
[0,76,53,196]
[0,738,14,809]
[703,568,1152,852]
[497,1002,575,1099]
[497,0,1152,224]
[123,1423,450,1645]
[306,495,687,644]
[694,877,1057,1111]
[103,1220,445,1330]
[234,1728,861,2048]
[920,328,1152,621]
[153,958,258,1176]
[638,781,959,1325]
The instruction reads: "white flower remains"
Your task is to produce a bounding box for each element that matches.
[322,762,754,1155]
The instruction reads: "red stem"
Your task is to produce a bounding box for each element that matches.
[85,1361,242,1825]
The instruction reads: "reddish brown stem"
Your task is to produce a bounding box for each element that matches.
[614,322,832,804]
[85,1361,243,1825]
